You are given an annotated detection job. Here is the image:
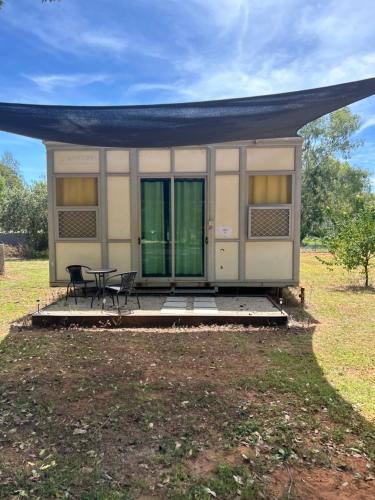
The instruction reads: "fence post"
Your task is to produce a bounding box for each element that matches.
[0,244,4,275]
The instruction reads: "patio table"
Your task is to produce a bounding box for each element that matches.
[87,268,117,308]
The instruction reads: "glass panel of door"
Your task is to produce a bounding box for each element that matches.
[141,179,171,277]
[141,178,205,278]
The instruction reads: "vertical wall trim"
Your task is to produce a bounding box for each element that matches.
[239,146,246,281]
[130,149,139,273]
[46,148,56,284]
[171,148,175,174]
[170,149,175,280]
[171,178,175,280]
[207,147,215,282]
[100,149,108,267]
[293,143,302,283]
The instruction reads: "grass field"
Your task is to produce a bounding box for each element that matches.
[0,255,374,499]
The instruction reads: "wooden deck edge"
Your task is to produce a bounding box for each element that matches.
[32,313,288,328]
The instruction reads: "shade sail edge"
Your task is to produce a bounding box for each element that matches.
[0,77,374,147]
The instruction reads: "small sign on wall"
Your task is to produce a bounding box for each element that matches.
[217,226,233,238]
[54,150,99,172]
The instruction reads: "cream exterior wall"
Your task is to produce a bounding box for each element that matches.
[138,150,171,172]
[174,149,207,172]
[107,176,131,239]
[245,241,293,280]
[215,175,239,239]
[107,150,130,173]
[246,147,295,171]
[46,139,301,286]
[108,243,131,273]
[54,150,99,173]
[215,242,239,280]
[215,148,239,171]
[56,242,101,280]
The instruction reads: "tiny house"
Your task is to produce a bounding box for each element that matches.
[1,77,374,290]
[45,138,301,288]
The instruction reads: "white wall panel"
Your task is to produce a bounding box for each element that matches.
[215,175,239,239]
[215,148,239,171]
[56,242,101,280]
[107,176,131,239]
[108,243,131,274]
[138,150,171,172]
[174,149,207,172]
[107,150,130,173]
[245,241,293,280]
[54,150,99,173]
[215,242,239,280]
[247,147,295,171]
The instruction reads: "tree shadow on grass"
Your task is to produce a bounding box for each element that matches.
[332,284,375,294]
[0,312,374,498]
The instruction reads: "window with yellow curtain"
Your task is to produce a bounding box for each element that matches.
[248,175,292,204]
[56,177,98,206]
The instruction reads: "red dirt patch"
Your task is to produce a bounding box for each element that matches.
[270,465,375,499]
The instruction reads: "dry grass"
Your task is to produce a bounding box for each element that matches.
[0,255,374,499]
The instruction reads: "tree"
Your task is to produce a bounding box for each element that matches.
[0,151,48,256]
[318,201,375,287]
[0,152,23,190]
[25,181,48,254]
[0,184,28,233]
[0,179,48,256]
[300,107,370,240]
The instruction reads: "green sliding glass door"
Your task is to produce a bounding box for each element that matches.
[175,179,205,277]
[141,178,205,278]
[141,179,171,277]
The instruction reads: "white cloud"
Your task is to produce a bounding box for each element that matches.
[24,73,110,92]
[359,117,375,133]
[2,1,166,59]
[126,83,180,95]
[79,33,128,53]
[171,0,375,99]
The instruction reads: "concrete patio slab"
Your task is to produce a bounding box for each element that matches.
[32,294,287,327]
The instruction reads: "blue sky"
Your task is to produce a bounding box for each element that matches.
[0,0,375,185]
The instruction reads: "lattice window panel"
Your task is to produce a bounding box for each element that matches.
[58,210,97,239]
[249,208,290,238]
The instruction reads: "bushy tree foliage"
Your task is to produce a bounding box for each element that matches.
[300,108,370,240]
[0,152,23,190]
[0,153,48,256]
[25,181,49,254]
[318,200,375,287]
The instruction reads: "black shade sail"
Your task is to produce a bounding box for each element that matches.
[0,77,374,148]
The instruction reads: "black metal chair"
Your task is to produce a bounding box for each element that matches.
[104,271,140,312]
[65,265,94,304]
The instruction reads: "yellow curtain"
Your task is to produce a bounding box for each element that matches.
[249,175,291,204]
[56,177,98,206]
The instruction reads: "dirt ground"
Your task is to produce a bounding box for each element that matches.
[1,324,374,499]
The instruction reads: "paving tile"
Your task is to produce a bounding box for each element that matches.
[163,302,187,308]
[193,308,218,315]
[193,301,217,308]
[160,308,188,315]
[194,297,216,302]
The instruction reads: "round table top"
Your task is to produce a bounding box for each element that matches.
[86,269,117,274]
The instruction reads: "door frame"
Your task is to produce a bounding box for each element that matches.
[138,174,208,282]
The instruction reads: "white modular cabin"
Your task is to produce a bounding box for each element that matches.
[45,138,302,288]
[1,77,374,290]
